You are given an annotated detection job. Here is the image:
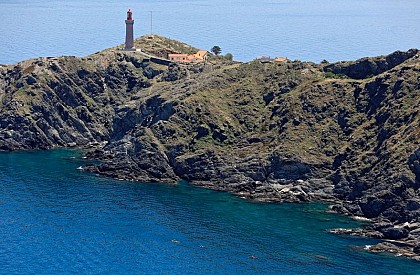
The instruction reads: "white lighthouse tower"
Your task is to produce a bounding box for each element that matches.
[124,9,135,51]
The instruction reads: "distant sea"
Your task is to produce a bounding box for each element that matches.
[1,149,420,274]
[0,0,419,64]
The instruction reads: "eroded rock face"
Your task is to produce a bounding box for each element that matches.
[323,49,418,79]
[0,36,419,259]
[409,149,420,185]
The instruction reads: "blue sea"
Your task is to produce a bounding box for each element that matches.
[0,0,419,64]
[1,0,420,273]
[0,149,419,274]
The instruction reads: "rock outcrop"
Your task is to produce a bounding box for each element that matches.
[323,48,418,79]
[0,35,419,260]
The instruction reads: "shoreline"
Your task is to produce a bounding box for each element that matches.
[1,143,420,261]
[80,145,420,261]
[1,36,419,262]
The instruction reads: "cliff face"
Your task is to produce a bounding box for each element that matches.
[1,35,419,258]
[323,49,418,79]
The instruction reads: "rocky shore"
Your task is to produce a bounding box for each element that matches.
[0,35,419,260]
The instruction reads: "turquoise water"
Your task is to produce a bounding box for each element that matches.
[0,149,419,274]
[0,0,419,64]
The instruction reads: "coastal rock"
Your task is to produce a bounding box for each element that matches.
[380,226,409,240]
[409,148,420,185]
[161,63,188,81]
[323,49,418,79]
[0,35,419,260]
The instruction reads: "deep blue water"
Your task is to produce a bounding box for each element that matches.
[0,0,419,64]
[0,149,419,273]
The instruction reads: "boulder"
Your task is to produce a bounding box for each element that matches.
[380,226,409,240]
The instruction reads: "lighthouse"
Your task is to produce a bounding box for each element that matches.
[124,9,135,51]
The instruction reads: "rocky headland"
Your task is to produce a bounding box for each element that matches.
[0,35,419,260]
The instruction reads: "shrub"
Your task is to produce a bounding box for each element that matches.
[324,71,346,79]
[224,53,233,61]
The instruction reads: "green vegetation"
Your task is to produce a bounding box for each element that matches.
[211,45,222,55]
[224,53,233,61]
[324,71,347,79]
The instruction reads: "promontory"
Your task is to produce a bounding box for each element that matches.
[0,35,419,260]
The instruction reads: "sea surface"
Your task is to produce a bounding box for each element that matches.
[0,0,419,64]
[0,149,419,274]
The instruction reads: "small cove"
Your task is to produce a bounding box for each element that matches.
[0,149,419,273]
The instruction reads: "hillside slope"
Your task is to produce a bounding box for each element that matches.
[0,35,419,259]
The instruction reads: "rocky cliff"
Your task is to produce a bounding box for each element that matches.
[0,35,419,259]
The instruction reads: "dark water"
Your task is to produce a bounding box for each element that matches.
[0,149,419,274]
[0,0,419,64]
